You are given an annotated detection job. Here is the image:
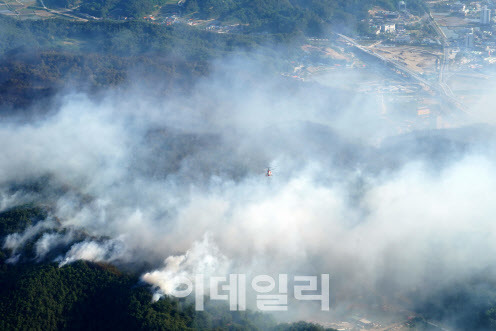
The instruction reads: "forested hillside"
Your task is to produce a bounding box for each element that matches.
[0,206,334,330]
[39,0,427,35]
[0,15,278,111]
[0,16,265,58]
[43,0,169,19]
[182,0,427,35]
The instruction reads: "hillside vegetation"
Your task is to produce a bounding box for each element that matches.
[0,205,336,330]
[40,0,427,35]
[180,0,427,35]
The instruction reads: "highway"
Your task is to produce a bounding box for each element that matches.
[426,11,457,99]
[1,0,19,16]
[336,33,468,114]
[427,12,447,42]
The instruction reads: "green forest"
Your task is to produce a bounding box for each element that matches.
[0,15,281,110]
[1,203,495,330]
[0,206,335,330]
[0,16,267,58]
[37,0,428,35]
[43,0,169,18]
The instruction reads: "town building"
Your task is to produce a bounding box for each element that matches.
[481,5,491,25]
[466,29,475,48]
[382,23,396,34]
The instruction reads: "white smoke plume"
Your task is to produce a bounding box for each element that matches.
[59,239,127,267]
[35,230,76,261]
[3,219,57,257]
[0,190,29,212]
[141,235,229,301]
[2,52,496,327]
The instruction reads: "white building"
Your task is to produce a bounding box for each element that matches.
[481,6,491,25]
[382,23,396,33]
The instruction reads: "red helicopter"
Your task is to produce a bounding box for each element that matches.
[265,167,274,177]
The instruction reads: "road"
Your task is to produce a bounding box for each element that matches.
[336,33,468,114]
[337,33,432,85]
[1,0,19,16]
[426,11,457,99]
[426,12,447,42]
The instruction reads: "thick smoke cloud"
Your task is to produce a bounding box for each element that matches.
[59,239,127,266]
[35,231,76,261]
[4,220,57,257]
[1,53,496,327]
[142,235,229,301]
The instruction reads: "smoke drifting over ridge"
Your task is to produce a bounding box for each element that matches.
[2,54,496,327]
